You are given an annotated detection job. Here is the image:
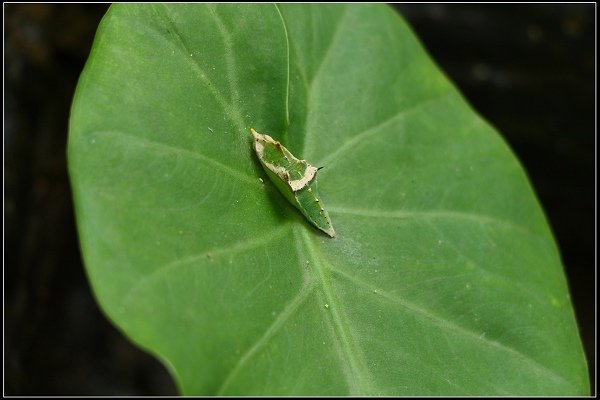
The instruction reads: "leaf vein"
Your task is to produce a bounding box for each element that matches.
[307,7,348,91]
[300,228,376,395]
[96,130,256,186]
[328,266,576,390]
[423,219,551,306]
[317,92,453,167]
[274,4,291,136]
[156,4,246,133]
[303,6,349,155]
[216,284,316,395]
[207,5,241,107]
[328,206,541,238]
[120,225,290,309]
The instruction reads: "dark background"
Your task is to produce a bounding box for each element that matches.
[4,4,595,395]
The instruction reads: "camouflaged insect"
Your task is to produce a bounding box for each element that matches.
[251,128,335,238]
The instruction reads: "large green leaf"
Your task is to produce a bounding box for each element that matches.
[68,4,588,395]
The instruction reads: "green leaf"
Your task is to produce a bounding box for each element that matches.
[68,3,589,396]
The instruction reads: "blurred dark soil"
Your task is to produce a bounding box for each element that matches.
[4,3,595,395]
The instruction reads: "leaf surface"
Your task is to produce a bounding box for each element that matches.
[68,4,588,395]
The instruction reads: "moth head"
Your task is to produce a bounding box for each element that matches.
[250,128,264,153]
[250,128,260,141]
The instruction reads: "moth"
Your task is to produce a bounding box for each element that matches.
[251,128,335,238]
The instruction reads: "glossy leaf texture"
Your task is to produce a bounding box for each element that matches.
[68,4,588,395]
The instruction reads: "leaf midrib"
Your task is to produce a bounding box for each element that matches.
[299,228,376,395]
